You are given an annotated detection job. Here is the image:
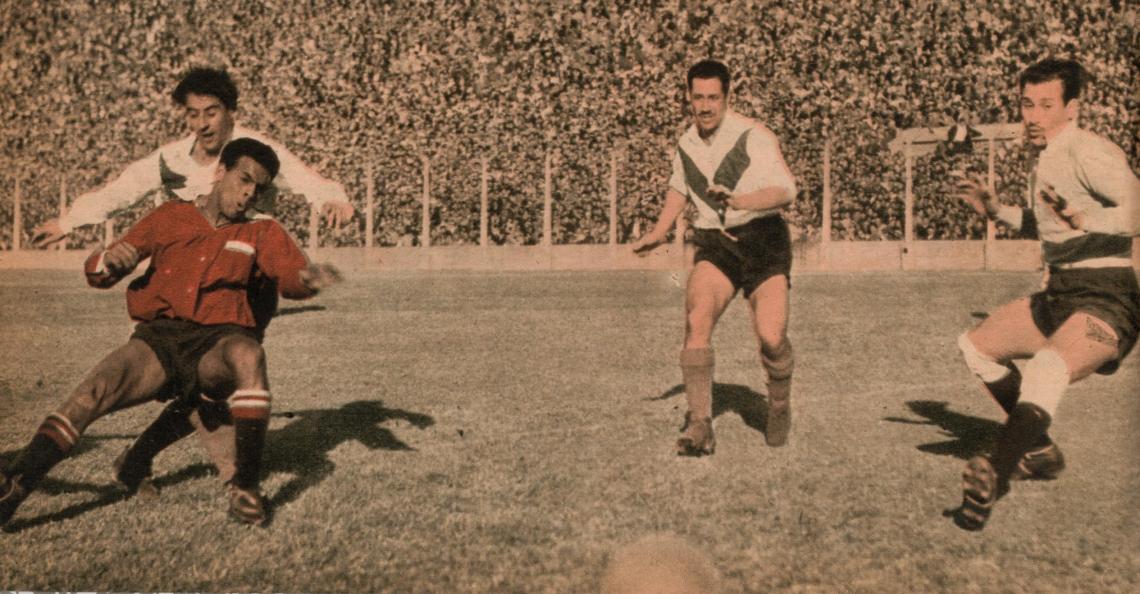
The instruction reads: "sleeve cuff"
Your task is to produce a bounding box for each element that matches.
[995,205,1023,230]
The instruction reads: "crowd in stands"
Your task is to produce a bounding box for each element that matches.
[1,0,1135,249]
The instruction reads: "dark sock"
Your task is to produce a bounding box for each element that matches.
[991,402,1053,482]
[123,401,196,474]
[232,417,268,490]
[9,433,69,491]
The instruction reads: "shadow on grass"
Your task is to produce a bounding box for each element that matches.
[260,399,434,522]
[651,383,773,437]
[2,400,432,531]
[883,400,1001,460]
[275,304,326,317]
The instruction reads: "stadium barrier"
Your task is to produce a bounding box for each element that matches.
[0,240,1043,273]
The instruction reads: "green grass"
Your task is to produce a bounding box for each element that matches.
[1,269,1137,593]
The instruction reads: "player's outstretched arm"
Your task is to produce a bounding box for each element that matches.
[85,242,142,288]
[631,189,687,256]
[31,219,66,248]
[299,262,343,292]
[953,176,1000,219]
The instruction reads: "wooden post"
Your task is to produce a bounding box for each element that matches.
[480,157,489,247]
[904,145,914,245]
[364,162,374,249]
[822,138,832,266]
[542,151,553,246]
[421,155,431,248]
[58,178,67,250]
[985,137,996,270]
[12,177,21,250]
[608,150,618,246]
[308,204,320,250]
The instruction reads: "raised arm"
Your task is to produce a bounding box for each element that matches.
[262,136,355,227]
[34,149,164,247]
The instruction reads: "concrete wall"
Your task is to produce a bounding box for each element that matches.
[0,241,1044,273]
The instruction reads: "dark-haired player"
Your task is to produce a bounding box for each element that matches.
[2,139,341,527]
[32,67,353,245]
[952,58,1140,530]
[631,59,798,455]
[31,67,353,496]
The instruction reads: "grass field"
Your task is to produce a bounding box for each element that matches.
[1,268,1137,593]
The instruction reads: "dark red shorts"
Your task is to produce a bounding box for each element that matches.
[131,318,256,404]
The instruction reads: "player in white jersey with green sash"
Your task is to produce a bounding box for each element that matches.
[952,58,1140,530]
[632,60,798,456]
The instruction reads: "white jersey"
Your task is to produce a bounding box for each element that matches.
[60,124,348,232]
[668,110,797,230]
[998,122,1140,267]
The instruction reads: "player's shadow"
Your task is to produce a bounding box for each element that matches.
[275,304,326,317]
[651,383,771,436]
[260,399,434,522]
[1,400,432,531]
[0,436,218,533]
[883,400,1001,460]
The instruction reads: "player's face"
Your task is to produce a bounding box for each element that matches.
[688,77,727,137]
[184,93,235,156]
[1020,80,1076,147]
[216,156,271,222]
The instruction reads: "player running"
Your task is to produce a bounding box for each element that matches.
[951,58,1140,530]
[631,59,799,455]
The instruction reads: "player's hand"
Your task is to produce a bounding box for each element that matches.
[630,233,666,257]
[103,242,140,276]
[954,175,999,219]
[1038,183,1083,230]
[707,184,733,209]
[321,200,355,228]
[31,218,66,248]
[300,262,343,291]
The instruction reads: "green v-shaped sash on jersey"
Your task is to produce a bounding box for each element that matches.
[677,129,751,225]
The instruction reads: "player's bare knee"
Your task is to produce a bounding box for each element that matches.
[957,332,1010,383]
[221,336,266,375]
[761,339,794,379]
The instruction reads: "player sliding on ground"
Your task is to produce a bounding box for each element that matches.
[951,58,1140,531]
[631,59,799,455]
[1,139,341,528]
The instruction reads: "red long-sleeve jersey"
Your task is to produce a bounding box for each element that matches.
[85,201,315,327]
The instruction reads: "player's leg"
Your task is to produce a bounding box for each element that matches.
[746,274,793,447]
[677,261,736,456]
[196,333,271,525]
[116,277,273,495]
[2,340,165,525]
[957,296,1063,478]
[957,312,1119,530]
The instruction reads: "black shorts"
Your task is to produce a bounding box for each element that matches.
[692,215,792,298]
[1030,267,1140,375]
[131,318,257,404]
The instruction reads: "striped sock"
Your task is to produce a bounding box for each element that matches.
[9,414,79,490]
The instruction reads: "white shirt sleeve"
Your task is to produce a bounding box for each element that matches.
[260,136,349,209]
[739,127,797,203]
[667,149,687,197]
[1075,138,1140,236]
[59,148,164,232]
